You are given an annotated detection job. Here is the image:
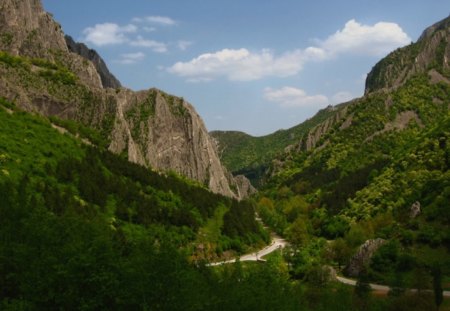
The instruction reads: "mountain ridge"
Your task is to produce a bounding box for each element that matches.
[0,0,251,198]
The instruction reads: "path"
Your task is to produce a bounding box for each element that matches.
[207,235,287,266]
[336,276,450,297]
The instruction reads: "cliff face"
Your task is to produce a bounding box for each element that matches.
[0,0,67,58]
[0,0,249,198]
[65,35,121,89]
[108,88,235,197]
[365,15,450,94]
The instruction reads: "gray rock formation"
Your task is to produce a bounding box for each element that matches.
[410,201,421,218]
[344,238,386,277]
[0,0,252,199]
[230,174,257,198]
[365,15,450,94]
[65,35,121,89]
[108,88,237,197]
[0,0,68,59]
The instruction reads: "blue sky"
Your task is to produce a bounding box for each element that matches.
[42,0,449,136]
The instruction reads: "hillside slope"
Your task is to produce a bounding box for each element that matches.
[211,104,344,186]
[254,15,450,290]
[0,0,251,198]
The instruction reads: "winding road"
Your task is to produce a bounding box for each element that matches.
[207,235,287,266]
[336,275,450,297]
[207,235,450,297]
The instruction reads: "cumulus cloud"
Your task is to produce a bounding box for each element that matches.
[168,19,410,82]
[133,16,177,26]
[116,52,145,64]
[264,87,329,108]
[168,48,305,81]
[143,26,156,32]
[317,19,411,57]
[130,36,167,53]
[177,40,193,51]
[82,23,137,46]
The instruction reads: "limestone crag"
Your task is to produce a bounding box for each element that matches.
[229,174,257,198]
[0,0,67,58]
[109,88,236,197]
[0,0,104,90]
[0,0,251,198]
[65,35,121,89]
[344,238,386,277]
[365,15,450,94]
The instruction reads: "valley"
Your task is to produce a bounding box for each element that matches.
[1,0,449,310]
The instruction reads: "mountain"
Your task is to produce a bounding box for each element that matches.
[211,104,342,186]
[214,15,450,190]
[253,15,450,290]
[0,0,251,199]
[365,15,450,94]
[65,35,121,89]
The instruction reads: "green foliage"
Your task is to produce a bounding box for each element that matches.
[0,51,28,68]
[256,71,450,292]
[211,104,339,186]
[38,68,77,85]
[0,97,15,110]
[0,33,13,46]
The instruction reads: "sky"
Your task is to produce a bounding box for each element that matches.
[42,0,449,136]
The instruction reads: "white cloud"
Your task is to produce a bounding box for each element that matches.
[82,23,137,46]
[264,87,329,108]
[167,19,410,82]
[318,19,411,57]
[177,40,193,51]
[133,16,177,26]
[143,26,156,32]
[116,52,145,64]
[168,48,305,81]
[130,36,168,53]
[332,91,354,103]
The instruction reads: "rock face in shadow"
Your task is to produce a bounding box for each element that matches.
[65,35,121,89]
[344,238,386,277]
[0,0,253,199]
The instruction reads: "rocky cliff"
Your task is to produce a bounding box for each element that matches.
[65,35,121,89]
[0,0,249,198]
[365,15,450,94]
[108,88,236,197]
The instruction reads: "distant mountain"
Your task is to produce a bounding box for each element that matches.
[0,0,252,199]
[365,15,450,94]
[254,14,450,288]
[211,104,342,186]
[214,15,450,190]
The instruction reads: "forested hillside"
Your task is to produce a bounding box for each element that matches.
[2,0,450,309]
[253,16,450,309]
[211,104,341,186]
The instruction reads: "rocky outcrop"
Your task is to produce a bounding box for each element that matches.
[344,238,386,277]
[410,201,421,219]
[108,88,237,197]
[230,174,257,198]
[65,35,121,89]
[0,0,103,89]
[0,0,250,199]
[365,15,450,94]
[0,0,67,59]
[298,106,349,152]
[365,110,423,142]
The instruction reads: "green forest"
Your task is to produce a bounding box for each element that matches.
[1,2,450,309]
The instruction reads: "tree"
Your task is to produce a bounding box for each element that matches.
[331,238,352,270]
[432,266,443,311]
[354,268,371,310]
